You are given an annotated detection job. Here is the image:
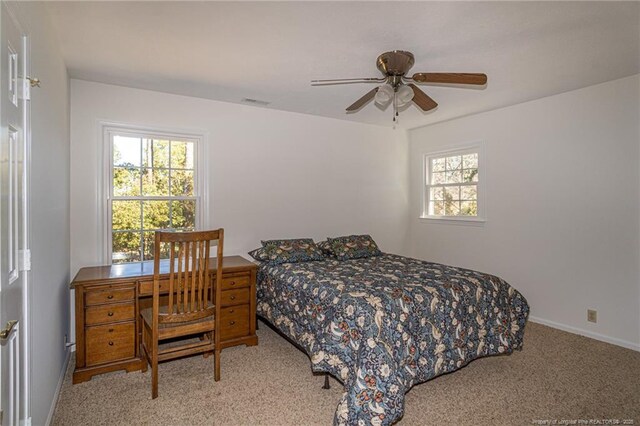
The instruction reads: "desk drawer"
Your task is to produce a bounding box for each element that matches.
[220,288,249,307]
[86,302,135,325]
[85,287,135,306]
[86,322,135,366]
[220,305,250,340]
[138,279,170,296]
[219,275,250,291]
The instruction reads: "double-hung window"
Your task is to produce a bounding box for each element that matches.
[107,129,201,263]
[423,144,484,221]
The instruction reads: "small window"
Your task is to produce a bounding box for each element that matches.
[107,129,200,264]
[422,145,484,221]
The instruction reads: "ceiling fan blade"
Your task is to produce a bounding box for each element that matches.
[408,84,438,111]
[311,77,386,86]
[411,73,487,85]
[346,87,379,112]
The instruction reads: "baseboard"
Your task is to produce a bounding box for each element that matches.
[45,348,71,426]
[528,315,640,352]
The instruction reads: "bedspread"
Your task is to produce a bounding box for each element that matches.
[256,254,529,425]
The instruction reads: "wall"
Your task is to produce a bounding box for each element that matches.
[10,2,71,425]
[408,74,640,350]
[69,79,409,332]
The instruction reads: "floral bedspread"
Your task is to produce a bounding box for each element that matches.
[256,254,529,425]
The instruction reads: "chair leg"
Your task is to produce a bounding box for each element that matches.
[152,339,159,399]
[152,358,158,399]
[214,348,221,381]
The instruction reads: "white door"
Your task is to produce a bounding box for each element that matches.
[0,3,28,425]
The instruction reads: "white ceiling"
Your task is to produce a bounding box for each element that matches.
[46,1,640,129]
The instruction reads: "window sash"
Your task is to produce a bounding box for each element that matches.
[107,129,201,264]
[423,148,481,219]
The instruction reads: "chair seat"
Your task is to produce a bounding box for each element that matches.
[140,304,216,330]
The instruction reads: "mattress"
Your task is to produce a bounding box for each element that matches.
[256,253,529,425]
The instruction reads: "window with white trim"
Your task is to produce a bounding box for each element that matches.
[107,130,200,263]
[423,146,483,220]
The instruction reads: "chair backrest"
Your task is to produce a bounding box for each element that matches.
[152,229,224,325]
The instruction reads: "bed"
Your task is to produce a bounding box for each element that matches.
[255,251,529,425]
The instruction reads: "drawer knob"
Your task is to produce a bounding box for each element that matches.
[228,309,234,314]
[108,312,114,317]
[229,321,236,326]
[107,295,114,299]
[230,296,236,300]
[109,328,114,332]
[108,341,114,346]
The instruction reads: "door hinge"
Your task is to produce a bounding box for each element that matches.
[18,77,30,101]
[19,249,31,271]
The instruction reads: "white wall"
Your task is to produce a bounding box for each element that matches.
[70,79,409,274]
[10,2,71,425]
[409,74,640,350]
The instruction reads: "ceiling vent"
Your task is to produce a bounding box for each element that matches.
[241,98,270,107]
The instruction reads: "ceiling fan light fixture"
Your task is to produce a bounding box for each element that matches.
[396,85,414,107]
[374,84,394,105]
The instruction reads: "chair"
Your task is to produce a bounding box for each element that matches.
[140,229,224,399]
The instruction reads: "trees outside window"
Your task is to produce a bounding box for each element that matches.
[423,145,483,221]
[109,133,199,263]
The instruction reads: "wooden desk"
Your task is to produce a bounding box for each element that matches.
[70,255,257,384]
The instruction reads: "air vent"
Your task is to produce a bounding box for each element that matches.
[241,98,270,106]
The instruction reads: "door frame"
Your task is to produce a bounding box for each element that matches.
[1,2,32,424]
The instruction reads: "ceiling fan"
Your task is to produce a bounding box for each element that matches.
[311,50,487,121]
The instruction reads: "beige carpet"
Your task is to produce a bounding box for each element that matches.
[52,321,640,425]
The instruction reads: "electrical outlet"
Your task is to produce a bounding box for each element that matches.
[587,309,597,323]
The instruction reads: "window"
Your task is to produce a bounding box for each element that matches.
[422,145,484,221]
[107,129,201,263]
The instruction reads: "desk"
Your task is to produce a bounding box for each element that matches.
[70,255,257,384]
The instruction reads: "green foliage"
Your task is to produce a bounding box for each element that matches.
[111,137,196,263]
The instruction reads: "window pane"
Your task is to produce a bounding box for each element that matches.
[112,200,141,231]
[460,185,477,200]
[141,168,170,196]
[113,167,141,197]
[431,172,446,184]
[113,136,141,167]
[431,201,445,216]
[445,200,460,216]
[460,201,477,216]
[430,186,444,201]
[446,156,462,170]
[445,186,460,200]
[143,200,170,230]
[170,170,194,196]
[112,231,141,264]
[172,200,196,229]
[445,170,462,183]
[142,231,172,261]
[431,157,445,172]
[463,154,478,169]
[142,139,170,168]
[463,169,478,182]
[171,141,194,169]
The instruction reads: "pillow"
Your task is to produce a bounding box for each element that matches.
[259,238,325,265]
[247,246,269,263]
[316,240,335,258]
[326,234,382,261]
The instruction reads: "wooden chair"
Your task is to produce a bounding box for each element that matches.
[140,229,224,399]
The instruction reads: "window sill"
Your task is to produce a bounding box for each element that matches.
[418,216,486,226]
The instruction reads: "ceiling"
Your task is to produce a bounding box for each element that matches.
[46,1,639,129]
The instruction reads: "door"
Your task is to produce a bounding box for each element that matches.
[0,3,28,425]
